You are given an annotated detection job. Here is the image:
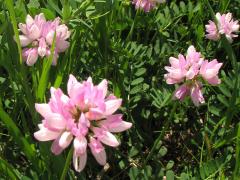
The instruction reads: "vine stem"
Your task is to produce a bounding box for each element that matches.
[60,147,74,180]
[143,103,177,166]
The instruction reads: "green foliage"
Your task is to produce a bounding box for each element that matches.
[0,0,240,179]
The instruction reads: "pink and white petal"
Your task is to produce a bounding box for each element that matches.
[200,60,208,75]
[87,77,92,83]
[56,40,70,53]
[205,69,219,79]
[207,76,221,85]
[36,13,46,23]
[98,131,120,147]
[26,15,34,25]
[190,85,205,106]
[28,25,41,40]
[73,151,87,172]
[45,113,66,130]
[46,30,54,45]
[67,74,78,96]
[19,35,32,47]
[91,147,106,166]
[59,131,73,149]
[169,57,179,67]
[98,79,108,98]
[100,114,122,128]
[51,137,64,155]
[104,99,122,116]
[108,121,132,133]
[26,48,38,66]
[86,108,104,120]
[34,128,60,141]
[35,103,52,118]
[74,136,87,155]
[173,84,190,101]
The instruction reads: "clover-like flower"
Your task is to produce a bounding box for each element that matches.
[165,46,222,106]
[206,12,239,43]
[34,75,132,172]
[18,13,70,66]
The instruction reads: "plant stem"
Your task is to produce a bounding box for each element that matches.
[143,103,177,166]
[221,37,239,128]
[233,123,240,179]
[60,147,73,180]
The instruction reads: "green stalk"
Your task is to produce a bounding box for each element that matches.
[60,147,73,180]
[37,33,56,102]
[143,103,177,166]
[233,123,240,179]
[221,37,239,128]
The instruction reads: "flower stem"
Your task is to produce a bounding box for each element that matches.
[233,123,240,178]
[60,147,73,180]
[143,103,177,166]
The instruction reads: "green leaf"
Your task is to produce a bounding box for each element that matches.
[166,160,174,170]
[159,146,167,157]
[135,68,146,77]
[41,8,56,19]
[166,170,174,180]
[129,167,140,180]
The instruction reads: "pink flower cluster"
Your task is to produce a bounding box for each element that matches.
[34,75,132,172]
[206,12,239,43]
[18,13,70,66]
[132,0,165,12]
[164,46,223,106]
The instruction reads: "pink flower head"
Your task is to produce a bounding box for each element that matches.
[34,75,132,172]
[18,13,70,66]
[165,45,222,106]
[205,12,239,42]
[132,0,165,12]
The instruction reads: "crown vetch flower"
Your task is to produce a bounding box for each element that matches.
[132,0,165,12]
[18,13,70,66]
[205,12,239,42]
[34,75,132,172]
[165,46,222,106]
